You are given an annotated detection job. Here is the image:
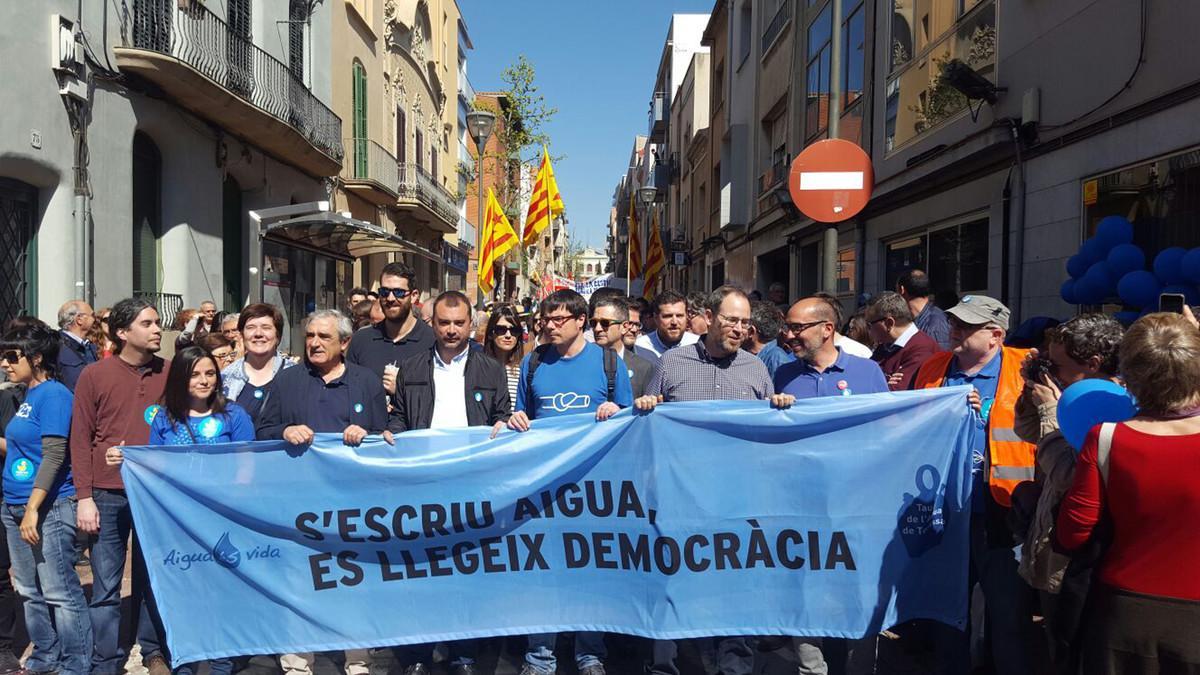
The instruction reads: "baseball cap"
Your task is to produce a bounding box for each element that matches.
[946,295,1010,330]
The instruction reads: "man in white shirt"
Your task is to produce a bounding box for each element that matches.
[390,292,509,674]
[634,290,699,363]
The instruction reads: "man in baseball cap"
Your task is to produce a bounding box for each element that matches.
[910,295,1039,674]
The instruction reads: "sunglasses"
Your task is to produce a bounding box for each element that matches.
[589,318,621,330]
[378,287,411,299]
[491,325,522,337]
[0,350,23,364]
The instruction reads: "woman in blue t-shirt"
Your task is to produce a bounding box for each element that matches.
[0,323,92,675]
[108,343,253,675]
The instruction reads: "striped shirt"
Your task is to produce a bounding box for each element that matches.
[646,340,774,402]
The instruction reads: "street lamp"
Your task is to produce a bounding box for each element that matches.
[638,185,657,207]
[465,110,496,301]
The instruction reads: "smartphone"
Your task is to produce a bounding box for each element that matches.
[1159,292,1186,314]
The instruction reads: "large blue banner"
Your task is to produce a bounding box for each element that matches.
[122,387,976,665]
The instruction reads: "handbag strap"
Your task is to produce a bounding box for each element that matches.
[1097,422,1117,486]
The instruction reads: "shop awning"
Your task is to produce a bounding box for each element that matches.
[263,212,441,262]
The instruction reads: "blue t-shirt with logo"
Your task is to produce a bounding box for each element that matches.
[3,380,76,504]
[515,342,633,420]
[148,402,256,446]
[942,350,1002,513]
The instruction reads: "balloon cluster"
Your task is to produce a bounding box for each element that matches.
[1061,215,1200,319]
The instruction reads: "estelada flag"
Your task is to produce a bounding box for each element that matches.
[628,204,643,280]
[522,146,565,246]
[643,211,666,301]
[479,188,518,295]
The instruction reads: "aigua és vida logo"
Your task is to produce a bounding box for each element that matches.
[161,532,281,571]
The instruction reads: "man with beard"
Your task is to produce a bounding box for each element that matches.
[346,262,436,397]
[773,297,888,401]
[633,286,777,675]
[634,290,698,364]
[70,298,171,675]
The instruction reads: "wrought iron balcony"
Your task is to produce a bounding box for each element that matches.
[132,291,184,330]
[398,163,459,233]
[340,138,399,205]
[118,0,343,176]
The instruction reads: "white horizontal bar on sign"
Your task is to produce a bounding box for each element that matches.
[798,171,864,191]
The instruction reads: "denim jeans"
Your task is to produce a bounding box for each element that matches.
[89,489,166,675]
[3,498,93,675]
[934,514,1035,675]
[525,632,606,673]
[0,511,19,659]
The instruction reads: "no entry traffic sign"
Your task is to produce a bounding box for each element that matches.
[788,139,874,223]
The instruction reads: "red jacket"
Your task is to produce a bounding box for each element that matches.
[871,325,940,391]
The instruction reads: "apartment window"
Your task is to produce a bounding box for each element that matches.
[396,108,407,163]
[432,148,439,180]
[762,0,791,53]
[806,0,866,144]
[836,247,856,295]
[884,217,989,307]
[1083,148,1200,253]
[761,111,788,194]
[0,178,38,322]
[132,132,162,294]
[712,62,725,111]
[352,61,367,178]
[416,129,424,170]
[886,0,996,151]
[738,1,753,65]
[288,0,307,81]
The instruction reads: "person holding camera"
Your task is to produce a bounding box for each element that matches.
[1010,314,1123,675]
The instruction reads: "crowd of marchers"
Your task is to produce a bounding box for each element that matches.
[0,261,1197,675]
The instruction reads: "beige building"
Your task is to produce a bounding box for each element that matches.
[670,51,711,292]
[332,0,465,295]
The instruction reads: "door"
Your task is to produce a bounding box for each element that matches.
[0,178,37,325]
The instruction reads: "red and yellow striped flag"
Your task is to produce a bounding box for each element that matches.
[522,146,565,246]
[643,212,666,300]
[479,188,518,295]
[628,205,643,280]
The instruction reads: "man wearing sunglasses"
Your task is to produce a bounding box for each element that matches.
[345,262,436,398]
[772,296,888,403]
[589,295,654,397]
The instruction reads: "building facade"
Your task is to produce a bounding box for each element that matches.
[2,0,342,341]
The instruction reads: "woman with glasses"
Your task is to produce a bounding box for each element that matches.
[107,343,252,675]
[0,322,92,675]
[219,304,295,426]
[195,332,238,369]
[484,304,526,405]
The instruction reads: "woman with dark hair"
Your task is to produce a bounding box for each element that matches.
[484,304,525,404]
[1057,312,1200,672]
[220,304,295,425]
[0,323,92,675]
[194,332,238,371]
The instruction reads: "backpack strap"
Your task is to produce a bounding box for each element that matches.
[1097,422,1117,486]
[603,347,617,403]
[525,344,549,410]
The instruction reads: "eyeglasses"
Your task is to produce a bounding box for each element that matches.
[491,325,521,337]
[625,321,642,331]
[784,320,831,334]
[0,350,23,364]
[377,287,411,299]
[543,314,581,327]
[716,314,753,329]
[212,351,237,364]
[589,318,620,330]
[98,315,110,323]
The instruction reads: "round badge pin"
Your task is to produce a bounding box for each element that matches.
[837,380,848,390]
[144,404,161,425]
[253,389,264,399]
[354,403,364,414]
[474,392,483,402]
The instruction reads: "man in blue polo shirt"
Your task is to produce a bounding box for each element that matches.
[502,289,632,675]
[773,296,888,401]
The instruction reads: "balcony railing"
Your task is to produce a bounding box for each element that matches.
[127,0,342,162]
[341,138,398,194]
[762,0,792,53]
[648,91,667,140]
[133,291,184,330]
[399,163,459,228]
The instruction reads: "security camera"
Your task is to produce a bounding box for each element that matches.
[941,59,1004,105]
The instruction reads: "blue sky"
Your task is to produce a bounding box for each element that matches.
[459,0,713,250]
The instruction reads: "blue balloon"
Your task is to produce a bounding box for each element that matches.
[1113,311,1140,326]
[1080,237,1106,265]
[1182,248,1200,285]
[1095,215,1134,249]
[1106,243,1145,277]
[1153,247,1188,284]
[1117,270,1161,308]
[1074,275,1106,305]
[1083,261,1116,296]
[1056,379,1137,451]
[1066,254,1089,279]
[1160,284,1200,307]
[1060,278,1078,305]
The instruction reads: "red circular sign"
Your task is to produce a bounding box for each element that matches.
[787,139,874,223]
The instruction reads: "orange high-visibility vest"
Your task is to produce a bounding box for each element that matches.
[912,346,1036,508]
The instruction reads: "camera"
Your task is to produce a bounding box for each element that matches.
[1024,354,1055,385]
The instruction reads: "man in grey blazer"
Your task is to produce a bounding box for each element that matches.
[589,294,656,397]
